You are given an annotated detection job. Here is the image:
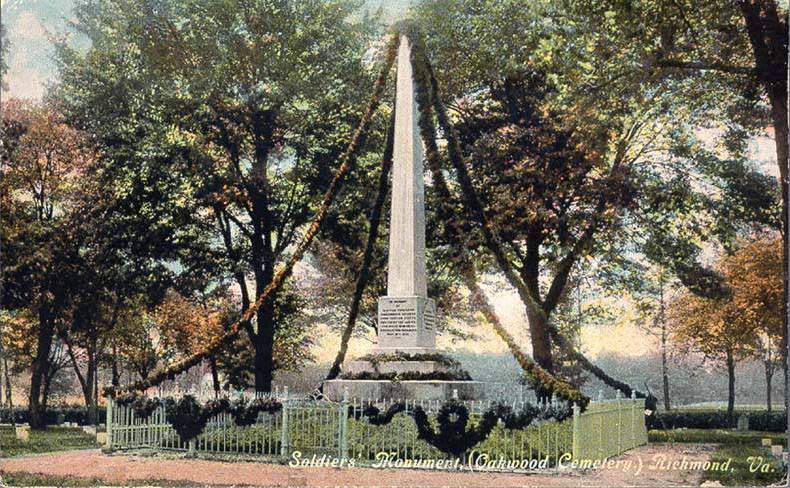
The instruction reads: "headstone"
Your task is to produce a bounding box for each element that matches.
[15,424,29,443]
[56,413,65,425]
[762,438,773,447]
[83,425,97,436]
[96,432,108,446]
[375,34,435,355]
[736,414,749,431]
[770,445,783,457]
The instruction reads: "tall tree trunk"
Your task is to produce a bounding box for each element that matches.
[254,305,275,392]
[661,344,671,411]
[111,342,120,387]
[29,305,54,429]
[659,281,671,410]
[210,356,221,396]
[86,353,97,425]
[525,305,554,374]
[765,359,773,413]
[726,349,736,426]
[3,357,14,426]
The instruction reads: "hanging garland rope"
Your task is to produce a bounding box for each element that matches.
[349,402,407,425]
[104,32,402,398]
[230,397,282,426]
[402,23,653,408]
[325,109,396,381]
[115,395,282,442]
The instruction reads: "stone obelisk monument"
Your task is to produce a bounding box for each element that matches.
[375,34,436,354]
[322,34,480,401]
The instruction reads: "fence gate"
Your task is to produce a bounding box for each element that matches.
[282,400,347,459]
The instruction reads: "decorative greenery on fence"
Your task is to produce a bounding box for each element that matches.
[106,394,647,467]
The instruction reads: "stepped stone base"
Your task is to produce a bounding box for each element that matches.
[322,379,488,401]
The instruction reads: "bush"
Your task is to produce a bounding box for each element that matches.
[649,409,786,432]
[0,407,106,426]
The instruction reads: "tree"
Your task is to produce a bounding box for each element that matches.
[721,237,784,410]
[0,99,94,428]
[669,289,755,422]
[567,0,789,375]
[56,0,380,391]
[669,236,783,420]
[413,0,780,391]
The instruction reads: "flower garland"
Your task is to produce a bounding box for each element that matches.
[231,397,282,427]
[114,395,282,442]
[115,394,163,420]
[131,397,162,420]
[354,402,406,426]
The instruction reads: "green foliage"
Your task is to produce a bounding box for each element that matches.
[650,409,787,432]
[163,396,210,443]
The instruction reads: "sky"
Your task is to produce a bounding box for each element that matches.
[0,0,779,363]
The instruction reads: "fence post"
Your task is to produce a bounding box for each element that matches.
[105,396,113,450]
[281,398,290,458]
[340,387,349,459]
[571,403,581,460]
[616,390,622,454]
[631,390,637,448]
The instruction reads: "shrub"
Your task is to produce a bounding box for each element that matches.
[0,407,106,426]
[649,409,786,432]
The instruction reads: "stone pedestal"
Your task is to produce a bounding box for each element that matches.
[343,359,451,376]
[323,379,487,402]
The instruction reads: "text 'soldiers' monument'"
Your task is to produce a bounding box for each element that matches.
[375,34,437,354]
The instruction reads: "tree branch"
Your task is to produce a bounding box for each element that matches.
[656,59,756,75]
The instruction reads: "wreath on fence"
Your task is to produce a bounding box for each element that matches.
[413,401,499,457]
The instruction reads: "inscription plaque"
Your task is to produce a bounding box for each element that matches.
[376,296,436,353]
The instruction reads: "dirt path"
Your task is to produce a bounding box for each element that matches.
[0,444,715,487]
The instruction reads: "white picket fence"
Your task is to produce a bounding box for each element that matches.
[106,390,647,466]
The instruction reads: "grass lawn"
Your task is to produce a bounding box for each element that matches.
[649,428,787,445]
[651,429,787,486]
[0,426,98,457]
[701,445,786,486]
[0,472,198,487]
